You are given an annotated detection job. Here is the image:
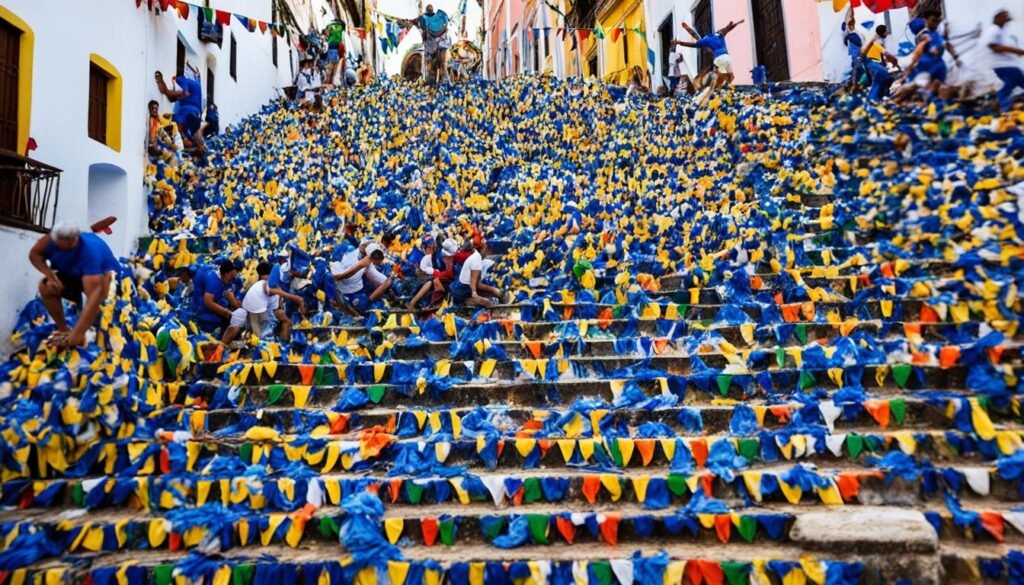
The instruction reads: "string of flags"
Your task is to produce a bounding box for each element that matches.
[134,0,290,39]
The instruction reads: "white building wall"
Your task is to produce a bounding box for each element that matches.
[644,0,697,93]
[0,0,301,356]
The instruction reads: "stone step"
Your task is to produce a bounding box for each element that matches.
[12,424,1018,481]
[0,501,1016,559]
[188,362,1021,407]
[5,460,1015,511]
[291,320,1009,349]
[194,395,1006,437]
[12,540,992,585]
[419,298,1004,324]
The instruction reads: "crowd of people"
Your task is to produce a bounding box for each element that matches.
[148,63,219,159]
[19,6,1023,349]
[656,8,1022,110]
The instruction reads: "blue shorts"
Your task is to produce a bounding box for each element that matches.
[451,279,495,303]
[175,109,202,138]
[196,315,227,334]
[451,281,472,303]
[326,48,340,64]
[913,58,947,84]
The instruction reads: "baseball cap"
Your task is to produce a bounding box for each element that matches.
[441,238,459,257]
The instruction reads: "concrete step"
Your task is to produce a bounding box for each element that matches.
[0,501,1017,558]
[193,396,1010,437]
[12,540,994,585]
[5,460,1016,511]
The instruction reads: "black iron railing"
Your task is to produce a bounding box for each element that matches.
[0,148,61,233]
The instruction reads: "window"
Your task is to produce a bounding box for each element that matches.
[197,4,224,45]
[531,31,539,71]
[176,38,185,77]
[88,64,109,144]
[206,67,215,107]
[588,55,598,78]
[271,3,278,67]
[0,7,56,234]
[692,0,712,72]
[87,54,122,152]
[658,15,672,78]
[0,18,20,151]
[229,34,237,80]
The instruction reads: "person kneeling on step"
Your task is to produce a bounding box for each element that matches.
[223,261,296,344]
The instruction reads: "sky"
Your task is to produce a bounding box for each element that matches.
[375,0,483,74]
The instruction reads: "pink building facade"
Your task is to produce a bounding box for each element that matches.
[485,0,525,78]
[645,0,824,91]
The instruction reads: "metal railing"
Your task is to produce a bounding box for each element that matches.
[0,149,62,233]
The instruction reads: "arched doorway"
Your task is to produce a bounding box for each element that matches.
[401,48,424,82]
[87,163,127,255]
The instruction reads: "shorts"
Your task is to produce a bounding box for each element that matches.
[912,60,947,86]
[326,48,340,64]
[713,54,733,75]
[175,109,202,138]
[451,280,472,303]
[451,279,495,303]
[55,272,84,305]
[197,316,228,334]
[423,36,450,58]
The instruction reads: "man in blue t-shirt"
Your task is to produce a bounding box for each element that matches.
[894,10,961,103]
[674,19,743,106]
[191,260,241,335]
[29,221,120,347]
[155,64,206,154]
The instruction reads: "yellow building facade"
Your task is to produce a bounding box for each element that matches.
[595,0,646,84]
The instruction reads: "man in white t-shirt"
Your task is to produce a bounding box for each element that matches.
[666,46,695,95]
[983,10,1024,111]
[222,261,296,344]
[450,239,501,306]
[330,240,392,314]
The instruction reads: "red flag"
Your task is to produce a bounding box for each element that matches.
[176,1,189,19]
[158,0,171,11]
[578,29,590,41]
[357,29,367,39]
[215,9,231,26]
[258,21,268,33]
[610,27,623,43]
[855,0,917,12]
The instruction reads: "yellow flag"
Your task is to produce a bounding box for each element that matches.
[385,518,404,544]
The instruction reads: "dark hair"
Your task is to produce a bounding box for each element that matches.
[876,25,888,36]
[219,260,237,276]
[256,261,272,277]
[369,249,385,262]
[177,266,194,277]
[920,9,941,19]
[148,100,159,108]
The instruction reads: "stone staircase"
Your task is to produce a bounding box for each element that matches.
[2,270,1023,583]
[1,81,1023,584]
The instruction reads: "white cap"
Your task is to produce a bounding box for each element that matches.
[441,238,459,257]
[366,243,383,257]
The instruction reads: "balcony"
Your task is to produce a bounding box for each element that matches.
[0,148,62,233]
